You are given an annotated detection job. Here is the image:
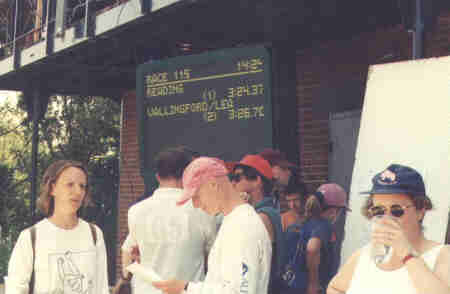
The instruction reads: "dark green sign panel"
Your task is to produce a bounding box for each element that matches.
[137,46,273,189]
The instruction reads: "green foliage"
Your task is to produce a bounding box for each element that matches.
[0,96,26,167]
[0,164,30,238]
[0,163,30,282]
[1,94,121,284]
[0,220,24,283]
[0,235,15,283]
[81,155,120,283]
[17,95,120,164]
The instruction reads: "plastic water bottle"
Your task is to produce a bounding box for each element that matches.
[371,242,392,264]
[370,215,394,264]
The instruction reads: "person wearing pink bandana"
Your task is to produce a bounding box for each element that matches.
[153,157,272,294]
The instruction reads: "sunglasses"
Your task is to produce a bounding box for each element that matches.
[369,204,414,218]
[229,170,258,182]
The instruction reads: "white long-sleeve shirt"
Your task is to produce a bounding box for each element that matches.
[7,218,109,294]
[122,187,218,294]
[187,203,272,294]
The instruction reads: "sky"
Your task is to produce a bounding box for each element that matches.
[0,90,19,105]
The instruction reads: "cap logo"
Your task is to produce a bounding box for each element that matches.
[378,169,397,185]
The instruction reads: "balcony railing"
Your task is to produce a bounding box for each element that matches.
[66,0,130,26]
[0,0,132,62]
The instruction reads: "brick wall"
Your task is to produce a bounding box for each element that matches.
[426,11,450,57]
[116,90,145,279]
[296,26,411,193]
[296,10,450,193]
[114,9,450,279]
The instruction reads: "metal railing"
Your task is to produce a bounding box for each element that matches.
[0,0,132,62]
[95,0,131,15]
[55,0,131,28]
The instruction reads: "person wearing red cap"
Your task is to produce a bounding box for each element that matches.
[231,154,274,208]
[153,157,272,294]
[230,154,285,294]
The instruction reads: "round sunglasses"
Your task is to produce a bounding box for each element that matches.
[369,204,414,218]
[229,170,258,182]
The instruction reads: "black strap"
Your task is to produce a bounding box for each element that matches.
[313,191,325,208]
[27,222,96,294]
[89,223,97,246]
[29,226,36,294]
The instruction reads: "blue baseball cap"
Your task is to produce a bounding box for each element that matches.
[361,164,426,197]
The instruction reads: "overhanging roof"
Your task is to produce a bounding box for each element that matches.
[0,0,437,99]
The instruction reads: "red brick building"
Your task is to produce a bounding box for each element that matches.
[117,9,450,276]
[0,0,449,281]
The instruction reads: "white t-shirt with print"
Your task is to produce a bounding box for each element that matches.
[122,187,218,294]
[187,203,272,294]
[7,218,109,294]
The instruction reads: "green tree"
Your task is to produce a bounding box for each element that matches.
[0,164,30,239]
[0,95,26,166]
[0,163,30,282]
[9,95,121,213]
[0,94,30,244]
[1,94,121,283]
[17,95,120,164]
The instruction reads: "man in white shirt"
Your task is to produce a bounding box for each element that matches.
[153,157,272,294]
[121,147,217,294]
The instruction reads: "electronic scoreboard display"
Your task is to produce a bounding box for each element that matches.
[136,46,273,188]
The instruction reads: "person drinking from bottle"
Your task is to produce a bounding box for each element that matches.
[327,164,450,294]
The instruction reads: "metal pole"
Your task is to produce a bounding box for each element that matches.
[45,0,50,32]
[412,0,424,59]
[12,0,18,53]
[30,86,40,222]
[84,0,89,37]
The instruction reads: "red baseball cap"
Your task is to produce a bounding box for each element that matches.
[235,154,273,180]
[177,157,229,206]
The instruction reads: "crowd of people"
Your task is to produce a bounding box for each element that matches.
[4,147,450,294]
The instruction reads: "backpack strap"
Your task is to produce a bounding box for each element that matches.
[27,223,96,294]
[257,206,285,274]
[89,223,97,246]
[28,226,36,294]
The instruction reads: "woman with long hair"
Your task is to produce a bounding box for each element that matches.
[7,160,109,294]
[298,188,337,294]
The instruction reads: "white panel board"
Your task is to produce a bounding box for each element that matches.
[341,56,450,264]
[152,0,182,11]
[21,41,46,66]
[95,0,183,36]
[0,56,14,76]
[95,0,142,35]
[54,27,87,53]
